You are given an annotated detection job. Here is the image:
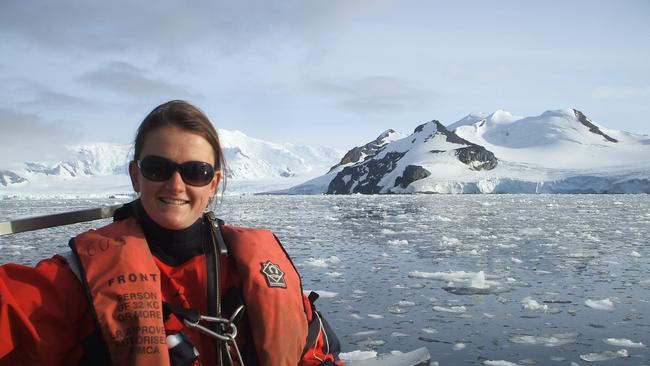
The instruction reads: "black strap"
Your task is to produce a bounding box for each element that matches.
[207,211,229,257]
[301,291,322,357]
[162,301,201,324]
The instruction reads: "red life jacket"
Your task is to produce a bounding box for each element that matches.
[68,217,339,366]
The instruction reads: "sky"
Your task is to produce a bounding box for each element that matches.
[1,0,649,167]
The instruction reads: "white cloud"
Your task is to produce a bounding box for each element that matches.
[78,62,200,100]
[306,76,436,114]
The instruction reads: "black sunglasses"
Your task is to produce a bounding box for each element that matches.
[137,155,215,187]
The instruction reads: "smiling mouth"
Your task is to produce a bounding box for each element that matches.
[159,197,190,205]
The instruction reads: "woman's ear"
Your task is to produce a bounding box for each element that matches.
[211,170,222,196]
[128,160,141,193]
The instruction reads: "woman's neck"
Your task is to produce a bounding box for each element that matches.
[136,202,206,265]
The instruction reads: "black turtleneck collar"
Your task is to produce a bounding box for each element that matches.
[133,201,206,266]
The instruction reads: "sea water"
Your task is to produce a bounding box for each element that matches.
[1,194,649,365]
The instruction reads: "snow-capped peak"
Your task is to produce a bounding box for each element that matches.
[285,108,650,195]
[486,109,521,124]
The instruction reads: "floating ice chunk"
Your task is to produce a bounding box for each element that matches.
[440,271,508,295]
[397,300,416,307]
[351,330,379,337]
[388,305,409,314]
[579,349,628,362]
[585,298,615,311]
[350,313,363,319]
[381,229,395,235]
[453,343,466,351]
[305,256,341,268]
[630,251,641,258]
[509,333,578,347]
[388,239,408,245]
[484,360,520,366]
[409,270,500,288]
[367,314,384,319]
[433,305,466,314]
[326,271,343,278]
[520,296,559,313]
[339,350,377,361]
[422,327,438,334]
[470,271,490,288]
[511,257,522,264]
[603,338,646,348]
[443,286,508,295]
[521,296,548,311]
[391,332,408,337]
[355,339,386,347]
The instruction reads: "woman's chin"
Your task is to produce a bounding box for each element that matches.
[151,214,194,230]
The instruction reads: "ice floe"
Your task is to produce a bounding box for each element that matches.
[484,360,519,366]
[520,296,560,314]
[397,300,416,307]
[453,343,466,351]
[433,305,467,314]
[409,270,501,288]
[603,338,646,348]
[351,330,379,337]
[579,349,629,362]
[339,350,377,361]
[584,298,615,311]
[326,271,343,277]
[410,270,509,295]
[304,256,342,268]
[509,332,579,347]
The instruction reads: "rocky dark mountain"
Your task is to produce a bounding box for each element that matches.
[326,120,498,194]
[573,109,618,143]
[328,129,402,173]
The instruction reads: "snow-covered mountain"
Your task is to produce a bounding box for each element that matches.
[271,129,407,194]
[0,130,342,197]
[285,108,650,194]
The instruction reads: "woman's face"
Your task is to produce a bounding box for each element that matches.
[129,126,221,230]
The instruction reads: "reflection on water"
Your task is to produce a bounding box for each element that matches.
[1,194,649,365]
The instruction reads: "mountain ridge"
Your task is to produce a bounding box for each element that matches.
[0,129,342,196]
[284,108,650,194]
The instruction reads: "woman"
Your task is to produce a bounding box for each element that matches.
[0,100,343,366]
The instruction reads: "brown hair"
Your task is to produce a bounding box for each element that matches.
[133,100,227,192]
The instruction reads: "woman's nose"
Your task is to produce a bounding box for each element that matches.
[165,170,185,191]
